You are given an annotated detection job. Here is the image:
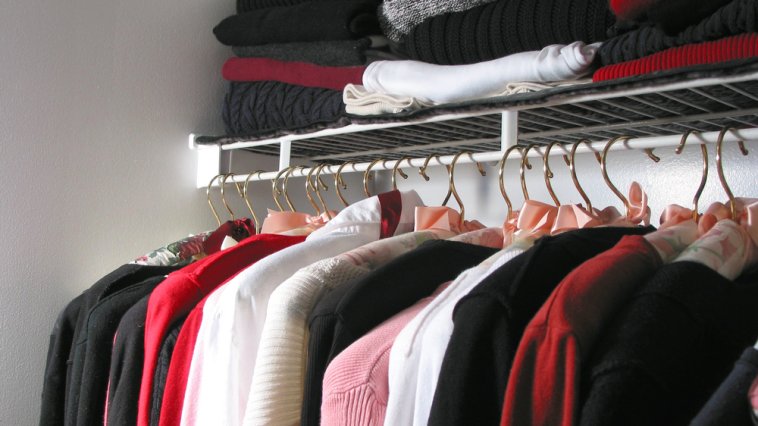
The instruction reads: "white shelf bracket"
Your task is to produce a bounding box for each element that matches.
[191,134,230,188]
[279,140,292,170]
[501,111,518,150]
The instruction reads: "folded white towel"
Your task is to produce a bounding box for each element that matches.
[362,41,600,104]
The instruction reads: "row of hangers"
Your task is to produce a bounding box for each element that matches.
[206,127,750,234]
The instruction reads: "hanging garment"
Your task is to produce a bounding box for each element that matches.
[361,42,598,104]
[593,33,758,82]
[235,0,380,14]
[231,39,374,67]
[242,230,454,426]
[150,318,184,426]
[691,346,758,426]
[579,260,758,426]
[222,58,366,91]
[427,226,654,426]
[213,1,381,46]
[39,263,179,426]
[106,296,150,426]
[300,232,503,426]
[321,282,450,425]
[598,0,758,65]
[403,0,614,65]
[383,238,537,426]
[135,234,306,426]
[180,190,422,426]
[72,275,172,426]
[500,235,666,426]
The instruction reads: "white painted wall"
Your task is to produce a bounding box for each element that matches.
[0,0,233,423]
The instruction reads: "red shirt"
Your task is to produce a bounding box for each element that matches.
[500,235,662,426]
[137,233,306,426]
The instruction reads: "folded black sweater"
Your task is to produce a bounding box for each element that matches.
[222,81,345,136]
[599,0,758,65]
[214,0,381,46]
[404,0,615,65]
[236,0,378,14]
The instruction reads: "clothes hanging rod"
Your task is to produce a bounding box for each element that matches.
[214,127,758,185]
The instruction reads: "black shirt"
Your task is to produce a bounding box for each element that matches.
[149,316,186,426]
[579,262,758,426]
[301,239,500,426]
[428,226,654,426]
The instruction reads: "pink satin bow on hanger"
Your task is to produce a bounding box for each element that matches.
[414,206,486,234]
[260,209,337,234]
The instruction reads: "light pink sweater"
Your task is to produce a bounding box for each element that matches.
[320,283,449,426]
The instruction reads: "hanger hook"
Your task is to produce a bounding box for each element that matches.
[716,127,749,220]
[448,151,486,222]
[220,173,238,220]
[569,139,600,212]
[498,146,525,219]
[206,174,225,226]
[520,144,541,201]
[271,167,291,211]
[315,164,333,219]
[543,141,564,206]
[419,154,453,205]
[305,166,322,215]
[363,159,384,197]
[391,157,411,190]
[600,136,634,216]
[675,130,708,221]
[242,170,264,233]
[282,166,303,212]
[334,162,353,207]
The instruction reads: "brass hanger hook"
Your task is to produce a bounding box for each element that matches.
[243,170,264,232]
[363,159,384,197]
[569,139,601,212]
[419,154,453,205]
[497,146,525,219]
[716,127,749,220]
[449,151,486,222]
[207,174,225,226]
[601,136,660,217]
[282,166,304,212]
[220,173,239,220]
[305,166,322,215]
[391,157,411,190]
[315,164,333,218]
[271,167,292,211]
[543,141,567,206]
[520,144,540,201]
[675,130,708,221]
[334,162,353,207]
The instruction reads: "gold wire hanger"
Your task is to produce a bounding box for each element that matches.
[363,159,384,197]
[519,145,540,202]
[281,166,305,212]
[305,166,322,215]
[601,136,660,217]
[675,130,709,221]
[271,167,293,211]
[715,127,749,220]
[334,162,353,207]
[242,170,264,233]
[220,173,241,220]
[543,141,570,206]
[391,157,411,190]
[207,174,226,226]
[497,146,526,219]
[569,139,601,212]
[448,151,486,222]
[314,164,333,218]
[419,154,453,205]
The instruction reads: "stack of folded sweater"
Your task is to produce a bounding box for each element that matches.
[594,0,758,81]
[213,0,388,136]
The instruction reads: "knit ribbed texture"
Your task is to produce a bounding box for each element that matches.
[232,39,372,67]
[321,289,442,426]
[592,32,758,81]
[214,1,381,46]
[378,0,496,42]
[222,57,365,90]
[599,0,758,65]
[610,0,733,34]
[405,0,615,65]
[222,81,345,136]
[236,0,378,14]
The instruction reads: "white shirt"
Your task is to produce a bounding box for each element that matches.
[384,238,535,426]
[181,190,423,426]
